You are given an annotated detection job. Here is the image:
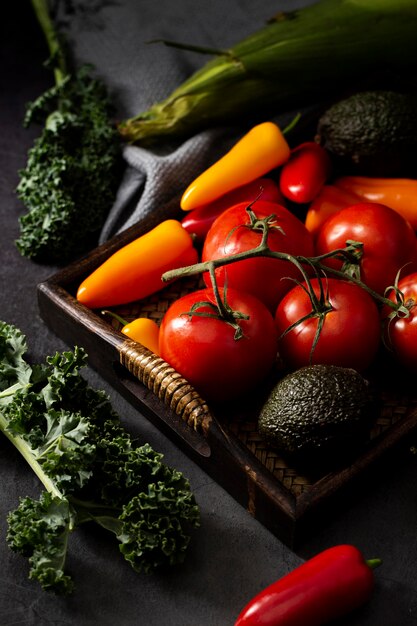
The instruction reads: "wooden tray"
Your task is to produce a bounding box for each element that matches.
[37,218,417,547]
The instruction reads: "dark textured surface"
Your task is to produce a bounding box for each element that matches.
[316,91,417,176]
[2,3,417,625]
[258,365,373,455]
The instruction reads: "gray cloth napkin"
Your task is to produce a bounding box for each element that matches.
[57,0,306,242]
[99,127,236,242]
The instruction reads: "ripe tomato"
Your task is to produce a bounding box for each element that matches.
[275,278,380,372]
[315,202,417,294]
[181,177,284,244]
[202,200,314,312]
[159,287,278,403]
[382,272,417,371]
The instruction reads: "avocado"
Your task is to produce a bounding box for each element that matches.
[316,91,417,176]
[258,364,375,462]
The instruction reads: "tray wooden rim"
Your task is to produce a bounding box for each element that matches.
[37,218,417,547]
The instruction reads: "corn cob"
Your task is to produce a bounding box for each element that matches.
[119,0,417,145]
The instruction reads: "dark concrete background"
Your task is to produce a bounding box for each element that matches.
[1,3,417,625]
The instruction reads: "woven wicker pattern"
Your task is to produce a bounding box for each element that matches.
[370,390,414,439]
[119,340,212,433]
[109,277,417,499]
[228,391,417,497]
[113,275,204,324]
[228,420,312,497]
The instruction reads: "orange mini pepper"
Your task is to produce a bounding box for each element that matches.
[180,122,291,212]
[77,219,198,308]
[334,176,417,230]
[304,184,362,237]
[122,317,160,354]
[102,311,160,354]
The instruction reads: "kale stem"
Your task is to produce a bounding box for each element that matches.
[31,0,68,85]
[0,382,29,398]
[0,411,63,500]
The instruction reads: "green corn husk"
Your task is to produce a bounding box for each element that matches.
[119,0,417,145]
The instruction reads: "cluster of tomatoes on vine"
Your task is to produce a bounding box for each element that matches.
[160,192,417,405]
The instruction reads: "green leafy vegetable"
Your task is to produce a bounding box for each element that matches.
[119,0,417,145]
[0,321,200,594]
[7,493,75,595]
[16,0,122,263]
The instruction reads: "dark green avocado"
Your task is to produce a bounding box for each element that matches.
[316,91,417,176]
[258,364,375,461]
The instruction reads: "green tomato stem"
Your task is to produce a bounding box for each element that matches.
[208,265,230,320]
[162,223,403,314]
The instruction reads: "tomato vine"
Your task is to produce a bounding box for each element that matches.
[163,207,408,317]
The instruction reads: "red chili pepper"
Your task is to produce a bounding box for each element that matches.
[279,141,332,204]
[234,545,381,626]
[180,177,285,244]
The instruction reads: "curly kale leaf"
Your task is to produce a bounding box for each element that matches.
[3,346,99,494]
[36,409,95,492]
[7,492,75,595]
[0,321,31,396]
[117,475,201,573]
[16,66,122,264]
[85,440,201,572]
[0,322,200,594]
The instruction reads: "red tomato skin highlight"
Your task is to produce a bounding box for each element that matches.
[181,178,284,244]
[382,271,417,371]
[159,288,278,403]
[315,202,417,295]
[202,200,315,313]
[275,278,380,372]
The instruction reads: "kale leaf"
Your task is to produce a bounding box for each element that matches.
[7,493,75,595]
[0,320,32,394]
[0,321,200,594]
[16,65,122,263]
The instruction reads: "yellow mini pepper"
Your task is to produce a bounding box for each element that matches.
[180,122,291,211]
[103,311,160,354]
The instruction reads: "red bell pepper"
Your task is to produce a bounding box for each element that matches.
[180,177,285,244]
[279,141,332,204]
[234,545,381,626]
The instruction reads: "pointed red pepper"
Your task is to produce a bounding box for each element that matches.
[279,141,332,204]
[235,545,381,626]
